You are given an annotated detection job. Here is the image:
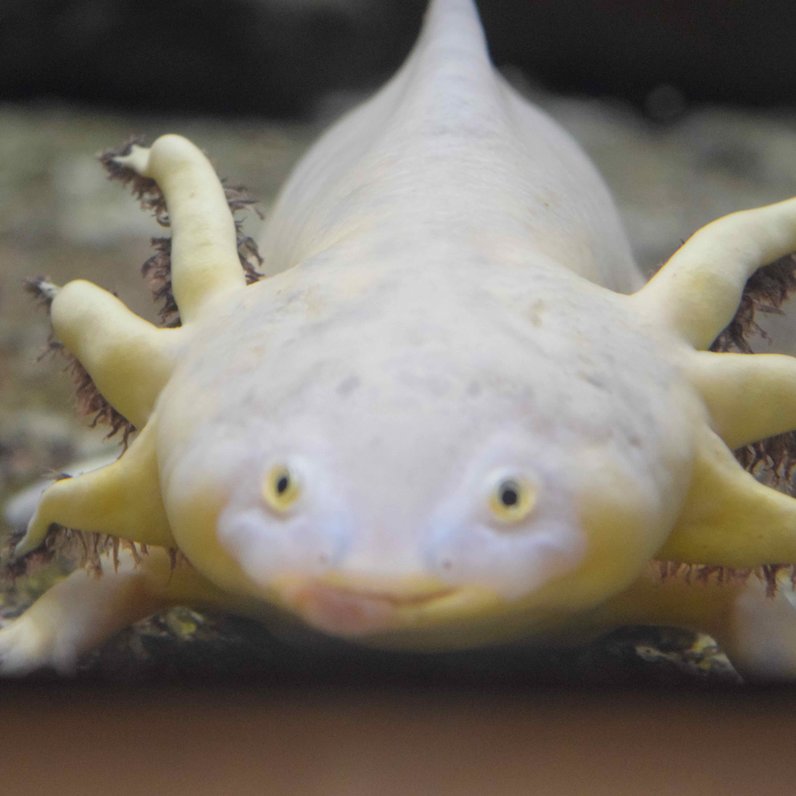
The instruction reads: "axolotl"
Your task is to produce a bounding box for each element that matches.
[5,0,796,679]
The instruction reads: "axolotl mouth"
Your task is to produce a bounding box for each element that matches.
[274,578,490,638]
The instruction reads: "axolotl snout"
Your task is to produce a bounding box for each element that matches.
[6,0,796,677]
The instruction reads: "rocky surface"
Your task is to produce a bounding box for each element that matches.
[0,88,794,682]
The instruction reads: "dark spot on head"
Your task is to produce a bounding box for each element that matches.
[336,375,361,397]
[579,370,607,391]
[530,300,546,328]
[467,380,483,398]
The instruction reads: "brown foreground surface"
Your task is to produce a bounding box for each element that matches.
[0,681,794,795]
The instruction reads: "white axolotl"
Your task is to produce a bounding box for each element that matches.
[5,0,796,679]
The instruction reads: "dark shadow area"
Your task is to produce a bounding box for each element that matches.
[1,0,794,118]
[64,612,741,688]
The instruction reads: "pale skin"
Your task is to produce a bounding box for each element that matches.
[5,0,796,678]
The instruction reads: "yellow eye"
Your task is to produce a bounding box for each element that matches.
[489,477,536,524]
[262,466,301,513]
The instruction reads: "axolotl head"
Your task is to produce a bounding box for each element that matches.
[155,263,702,648]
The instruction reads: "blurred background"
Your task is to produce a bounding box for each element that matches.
[1,1,796,792]
[2,0,795,114]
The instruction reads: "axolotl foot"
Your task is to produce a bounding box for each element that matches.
[0,564,148,676]
[0,549,234,676]
[0,614,79,676]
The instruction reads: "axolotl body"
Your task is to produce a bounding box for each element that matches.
[6,0,796,678]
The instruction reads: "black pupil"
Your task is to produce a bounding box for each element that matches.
[276,473,291,495]
[500,482,520,507]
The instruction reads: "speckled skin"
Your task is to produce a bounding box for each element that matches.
[5,0,796,678]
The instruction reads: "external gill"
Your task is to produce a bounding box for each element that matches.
[16,135,261,560]
[709,254,796,492]
[633,199,796,571]
[24,276,136,444]
[635,197,796,350]
[101,138,264,328]
[112,135,250,324]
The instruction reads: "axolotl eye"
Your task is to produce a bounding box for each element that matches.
[262,465,301,514]
[489,476,536,525]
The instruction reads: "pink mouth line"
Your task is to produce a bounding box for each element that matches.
[321,586,456,608]
[288,583,458,637]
